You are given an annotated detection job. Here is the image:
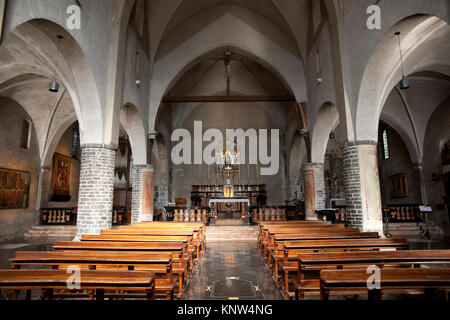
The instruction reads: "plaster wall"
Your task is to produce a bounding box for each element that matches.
[171,102,286,205]
[0,98,39,241]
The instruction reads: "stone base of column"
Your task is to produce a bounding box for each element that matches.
[131,165,154,223]
[342,141,384,235]
[303,163,325,220]
[75,146,116,239]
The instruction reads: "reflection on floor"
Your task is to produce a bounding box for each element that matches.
[185,241,283,300]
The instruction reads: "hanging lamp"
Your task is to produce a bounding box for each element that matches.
[49,35,64,92]
[395,32,409,90]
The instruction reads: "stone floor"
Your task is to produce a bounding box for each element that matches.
[185,241,283,300]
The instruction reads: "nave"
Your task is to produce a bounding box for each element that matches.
[1,221,450,301]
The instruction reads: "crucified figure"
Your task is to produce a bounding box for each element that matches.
[224,59,232,95]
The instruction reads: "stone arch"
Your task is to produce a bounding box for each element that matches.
[311,102,339,163]
[149,6,307,131]
[120,104,147,165]
[0,19,104,145]
[356,14,450,142]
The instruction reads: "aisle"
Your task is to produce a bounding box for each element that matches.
[185,241,282,300]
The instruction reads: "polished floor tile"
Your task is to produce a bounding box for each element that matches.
[185,241,283,300]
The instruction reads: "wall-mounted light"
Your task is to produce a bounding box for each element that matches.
[395,32,409,90]
[49,35,64,93]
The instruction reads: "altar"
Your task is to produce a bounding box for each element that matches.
[208,197,250,226]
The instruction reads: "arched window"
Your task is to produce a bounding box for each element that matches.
[382,129,389,160]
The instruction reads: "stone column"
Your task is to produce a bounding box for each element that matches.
[342,141,383,235]
[302,163,325,220]
[75,145,116,239]
[131,164,154,223]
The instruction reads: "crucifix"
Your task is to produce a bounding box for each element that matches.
[224,59,232,95]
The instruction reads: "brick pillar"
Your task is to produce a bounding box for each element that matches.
[75,145,116,239]
[303,163,325,220]
[131,164,154,223]
[342,141,383,234]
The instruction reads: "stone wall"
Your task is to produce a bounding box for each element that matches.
[342,141,384,234]
[75,146,116,238]
[342,142,363,229]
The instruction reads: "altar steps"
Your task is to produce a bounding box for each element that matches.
[206,225,258,242]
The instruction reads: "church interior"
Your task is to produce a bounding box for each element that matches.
[0,0,450,302]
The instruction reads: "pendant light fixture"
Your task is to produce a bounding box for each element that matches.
[328,104,335,140]
[395,32,409,90]
[49,35,64,93]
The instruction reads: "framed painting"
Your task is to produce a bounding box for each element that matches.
[50,153,72,202]
[0,168,31,209]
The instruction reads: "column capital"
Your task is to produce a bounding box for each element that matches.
[80,143,118,151]
[341,140,377,148]
[303,162,325,169]
[133,164,154,171]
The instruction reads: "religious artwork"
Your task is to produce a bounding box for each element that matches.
[390,173,408,198]
[142,170,154,217]
[0,168,31,209]
[50,153,71,202]
[359,146,383,225]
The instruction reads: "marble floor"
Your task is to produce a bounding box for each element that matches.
[185,241,283,300]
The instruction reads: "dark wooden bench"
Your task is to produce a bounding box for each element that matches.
[0,269,154,300]
[80,234,195,277]
[273,238,409,298]
[10,251,174,300]
[53,241,188,294]
[320,268,450,300]
[262,229,364,260]
[102,229,203,259]
[294,250,450,300]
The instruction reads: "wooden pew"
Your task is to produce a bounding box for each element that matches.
[272,238,408,284]
[263,226,359,253]
[80,234,196,277]
[0,269,155,300]
[101,229,203,259]
[10,251,174,300]
[53,241,188,294]
[261,228,362,260]
[257,221,331,237]
[320,268,450,300]
[259,223,338,245]
[127,222,205,240]
[295,250,450,300]
[117,223,206,251]
[274,238,409,298]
